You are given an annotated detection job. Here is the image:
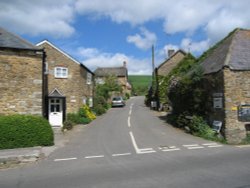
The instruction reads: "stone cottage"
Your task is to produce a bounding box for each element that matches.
[94,62,131,95]
[157,50,187,76]
[0,27,45,116]
[37,40,94,127]
[200,28,250,144]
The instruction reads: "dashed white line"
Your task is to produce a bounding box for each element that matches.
[183,144,200,147]
[183,144,204,150]
[129,109,132,116]
[202,143,223,148]
[54,157,77,162]
[236,145,250,148]
[187,146,204,149]
[207,145,223,148]
[162,148,181,152]
[159,146,180,152]
[112,153,131,157]
[85,155,104,159]
[128,116,131,128]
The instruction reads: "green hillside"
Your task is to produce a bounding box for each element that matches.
[128,75,152,96]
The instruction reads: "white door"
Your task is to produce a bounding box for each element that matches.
[49,98,63,127]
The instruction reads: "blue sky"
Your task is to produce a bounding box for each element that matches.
[1,0,250,75]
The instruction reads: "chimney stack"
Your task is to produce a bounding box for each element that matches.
[123,61,127,68]
[168,49,175,58]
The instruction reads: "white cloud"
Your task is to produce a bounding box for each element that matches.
[127,27,157,50]
[1,0,250,44]
[75,0,164,25]
[180,38,210,55]
[0,0,75,37]
[76,47,152,75]
[75,0,250,44]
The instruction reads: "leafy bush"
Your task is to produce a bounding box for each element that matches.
[92,104,106,116]
[241,134,250,144]
[125,93,130,100]
[67,113,82,124]
[79,105,96,120]
[80,117,92,124]
[0,115,54,149]
[176,112,190,128]
[63,120,74,130]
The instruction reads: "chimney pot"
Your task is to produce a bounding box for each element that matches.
[168,49,175,58]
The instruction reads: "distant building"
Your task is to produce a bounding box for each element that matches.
[0,27,45,116]
[37,40,94,127]
[94,62,131,95]
[201,28,250,144]
[157,50,187,76]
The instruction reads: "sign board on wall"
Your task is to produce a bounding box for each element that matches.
[238,105,250,122]
[213,98,223,109]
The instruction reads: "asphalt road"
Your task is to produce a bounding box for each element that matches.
[1,96,250,188]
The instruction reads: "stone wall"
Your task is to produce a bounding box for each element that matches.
[223,68,249,144]
[205,68,250,144]
[158,52,186,76]
[0,49,43,115]
[40,43,93,114]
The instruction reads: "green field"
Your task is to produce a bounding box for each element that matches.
[128,75,152,95]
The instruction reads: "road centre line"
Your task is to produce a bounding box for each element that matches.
[54,157,77,162]
[129,109,132,116]
[128,116,131,128]
[85,155,104,159]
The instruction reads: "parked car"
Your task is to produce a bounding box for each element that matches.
[112,96,125,107]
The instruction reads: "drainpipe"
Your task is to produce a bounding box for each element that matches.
[41,50,48,119]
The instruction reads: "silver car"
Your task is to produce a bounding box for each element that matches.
[111,96,125,107]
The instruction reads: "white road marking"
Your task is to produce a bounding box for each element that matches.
[183,144,204,150]
[112,153,131,157]
[162,148,181,152]
[129,109,132,116]
[129,131,141,154]
[202,143,223,148]
[207,145,223,148]
[129,131,156,154]
[159,146,180,152]
[85,155,104,159]
[187,146,204,149]
[183,144,200,147]
[236,145,250,148]
[54,157,77,162]
[128,116,131,128]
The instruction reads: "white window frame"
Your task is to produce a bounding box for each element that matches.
[54,67,68,78]
[86,72,92,85]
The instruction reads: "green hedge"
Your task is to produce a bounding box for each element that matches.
[0,115,54,149]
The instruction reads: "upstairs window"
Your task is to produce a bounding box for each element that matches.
[87,72,92,85]
[54,67,68,78]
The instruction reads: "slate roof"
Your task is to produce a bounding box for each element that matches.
[158,49,186,69]
[200,29,250,74]
[0,27,40,50]
[94,67,127,77]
